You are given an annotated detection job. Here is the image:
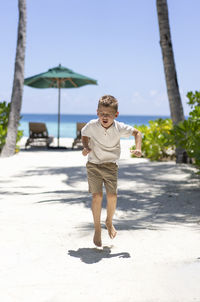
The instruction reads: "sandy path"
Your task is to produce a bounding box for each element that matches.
[0,140,200,302]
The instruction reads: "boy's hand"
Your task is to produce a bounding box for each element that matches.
[82,147,91,156]
[130,149,142,157]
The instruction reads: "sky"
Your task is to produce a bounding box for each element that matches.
[0,0,200,116]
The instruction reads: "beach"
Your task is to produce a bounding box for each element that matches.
[0,138,200,302]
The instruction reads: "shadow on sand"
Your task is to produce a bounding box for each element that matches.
[68,246,131,264]
[4,160,200,231]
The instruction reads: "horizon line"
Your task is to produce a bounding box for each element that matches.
[21,112,172,117]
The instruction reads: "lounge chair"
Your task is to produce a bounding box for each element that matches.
[72,122,86,149]
[25,122,54,149]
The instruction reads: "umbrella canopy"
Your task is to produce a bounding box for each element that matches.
[24,64,97,147]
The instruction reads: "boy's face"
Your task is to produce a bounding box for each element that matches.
[97,105,119,129]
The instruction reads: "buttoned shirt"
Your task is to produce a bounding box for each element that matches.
[81,119,134,164]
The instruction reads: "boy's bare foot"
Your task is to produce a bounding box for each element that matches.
[105,221,117,239]
[93,227,102,247]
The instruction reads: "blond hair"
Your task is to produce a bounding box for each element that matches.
[98,95,118,112]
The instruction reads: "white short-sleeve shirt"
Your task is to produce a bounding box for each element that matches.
[81,119,134,164]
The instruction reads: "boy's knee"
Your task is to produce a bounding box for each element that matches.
[92,193,103,200]
[106,192,117,199]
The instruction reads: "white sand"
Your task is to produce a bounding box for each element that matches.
[0,138,200,302]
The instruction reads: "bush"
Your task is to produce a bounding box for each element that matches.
[131,118,175,161]
[172,91,200,167]
[131,91,200,170]
[0,101,23,153]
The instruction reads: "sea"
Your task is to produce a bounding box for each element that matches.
[19,114,170,138]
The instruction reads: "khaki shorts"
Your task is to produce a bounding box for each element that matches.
[86,161,118,194]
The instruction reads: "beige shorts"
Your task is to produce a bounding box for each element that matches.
[86,161,118,194]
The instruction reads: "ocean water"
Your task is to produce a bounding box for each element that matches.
[19,114,170,138]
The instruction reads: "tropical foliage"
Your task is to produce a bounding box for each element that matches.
[172,91,200,167]
[131,91,200,170]
[0,101,23,153]
[131,118,174,161]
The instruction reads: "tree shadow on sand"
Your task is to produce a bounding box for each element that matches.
[68,246,131,264]
[9,161,200,231]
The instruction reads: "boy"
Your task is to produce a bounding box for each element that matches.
[81,95,142,247]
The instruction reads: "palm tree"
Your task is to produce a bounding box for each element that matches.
[156,0,185,162]
[1,0,26,157]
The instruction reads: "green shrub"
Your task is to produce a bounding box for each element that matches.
[0,101,23,153]
[131,91,200,170]
[172,91,200,167]
[131,118,175,161]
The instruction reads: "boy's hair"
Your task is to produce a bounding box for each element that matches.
[98,95,118,112]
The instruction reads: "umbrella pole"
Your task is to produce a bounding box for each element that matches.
[57,86,61,147]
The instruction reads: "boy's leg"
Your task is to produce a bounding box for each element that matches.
[105,193,117,239]
[92,193,103,247]
[86,162,104,247]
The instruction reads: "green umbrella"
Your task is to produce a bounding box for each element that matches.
[24,64,97,147]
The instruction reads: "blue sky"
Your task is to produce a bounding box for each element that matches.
[1,0,200,116]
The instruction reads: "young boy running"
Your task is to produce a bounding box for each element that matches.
[81,95,142,247]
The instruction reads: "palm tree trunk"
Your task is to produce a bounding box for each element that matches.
[1,0,26,157]
[156,0,185,163]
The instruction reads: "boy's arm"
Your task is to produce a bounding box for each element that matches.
[82,136,91,156]
[131,128,142,157]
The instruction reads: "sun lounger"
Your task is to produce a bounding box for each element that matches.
[72,122,86,149]
[25,122,54,149]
